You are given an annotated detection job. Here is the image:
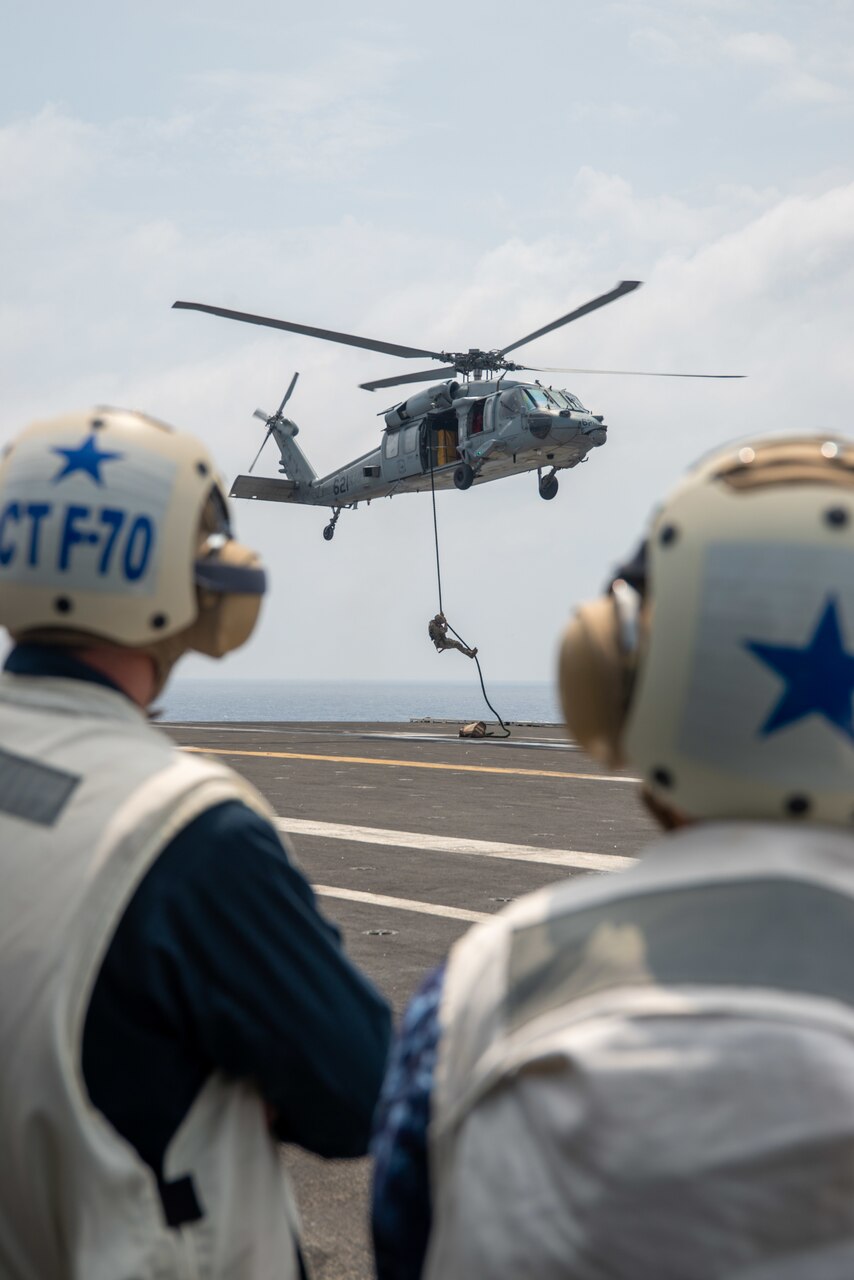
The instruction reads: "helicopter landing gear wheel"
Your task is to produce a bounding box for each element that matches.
[454,463,475,491]
[322,507,343,541]
[539,472,559,501]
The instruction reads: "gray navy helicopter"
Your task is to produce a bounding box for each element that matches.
[173,280,741,540]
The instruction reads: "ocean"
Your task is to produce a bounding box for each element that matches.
[158,678,561,724]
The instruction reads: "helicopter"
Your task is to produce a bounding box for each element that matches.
[173,280,742,540]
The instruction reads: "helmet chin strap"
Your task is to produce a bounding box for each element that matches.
[639,785,691,832]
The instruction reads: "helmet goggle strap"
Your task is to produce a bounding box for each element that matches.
[193,488,266,598]
[606,538,647,666]
[610,576,642,657]
[204,485,233,537]
[608,538,647,597]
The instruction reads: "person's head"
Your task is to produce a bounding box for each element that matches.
[0,407,267,702]
[559,434,854,828]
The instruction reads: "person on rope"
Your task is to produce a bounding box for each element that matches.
[428,612,478,659]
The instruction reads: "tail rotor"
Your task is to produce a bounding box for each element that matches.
[248,372,299,473]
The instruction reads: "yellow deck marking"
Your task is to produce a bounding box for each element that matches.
[183,744,636,784]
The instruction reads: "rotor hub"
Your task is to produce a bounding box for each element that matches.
[440,350,520,377]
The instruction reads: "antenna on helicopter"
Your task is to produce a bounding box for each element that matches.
[248,371,299,473]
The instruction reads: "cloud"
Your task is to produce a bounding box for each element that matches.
[724,31,794,67]
[625,7,850,107]
[573,169,716,250]
[723,27,848,105]
[177,41,416,178]
[0,39,415,224]
[770,70,847,106]
[0,105,100,204]
[191,41,410,116]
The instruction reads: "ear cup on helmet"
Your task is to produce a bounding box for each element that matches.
[190,539,265,658]
[558,596,631,767]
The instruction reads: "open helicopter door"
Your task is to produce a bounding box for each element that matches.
[468,400,485,436]
[420,411,459,473]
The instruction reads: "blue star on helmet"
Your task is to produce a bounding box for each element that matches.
[745,597,854,744]
[51,434,123,486]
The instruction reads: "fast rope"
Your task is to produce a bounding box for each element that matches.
[428,448,511,737]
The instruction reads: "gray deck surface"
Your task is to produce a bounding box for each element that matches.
[163,719,656,1279]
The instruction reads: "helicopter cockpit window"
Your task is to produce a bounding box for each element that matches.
[385,430,400,459]
[404,425,419,453]
[551,389,587,411]
[500,388,525,413]
[522,387,554,410]
[560,389,588,409]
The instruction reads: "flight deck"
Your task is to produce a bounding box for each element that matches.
[164,719,655,1280]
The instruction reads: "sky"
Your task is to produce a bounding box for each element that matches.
[2,0,853,686]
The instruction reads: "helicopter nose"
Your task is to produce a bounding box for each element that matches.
[549,414,581,443]
[581,415,607,445]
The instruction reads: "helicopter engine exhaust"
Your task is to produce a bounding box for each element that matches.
[384,381,461,429]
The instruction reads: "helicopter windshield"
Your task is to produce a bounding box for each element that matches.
[522,387,554,410]
[550,389,587,411]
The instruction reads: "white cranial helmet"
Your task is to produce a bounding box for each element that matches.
[0,408,266,675]
[559,434,854,826]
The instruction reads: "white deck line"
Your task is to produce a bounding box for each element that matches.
[353,732,580,751]
[313,885,491,924]
[275,816,636,873]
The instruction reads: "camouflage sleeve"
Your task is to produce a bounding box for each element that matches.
[370,964,446,1280]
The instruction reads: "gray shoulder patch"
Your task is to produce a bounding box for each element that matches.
[0,747,80,826]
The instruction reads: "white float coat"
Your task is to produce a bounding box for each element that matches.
[426,821,854,1280]
[0,673,302,1280]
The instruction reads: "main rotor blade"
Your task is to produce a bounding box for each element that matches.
[248,426,273,474]
[359,366,460,392]
[173,300,446,361]
[529,365,745,379]
[499,280,642,357]
[277,370,300,415]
